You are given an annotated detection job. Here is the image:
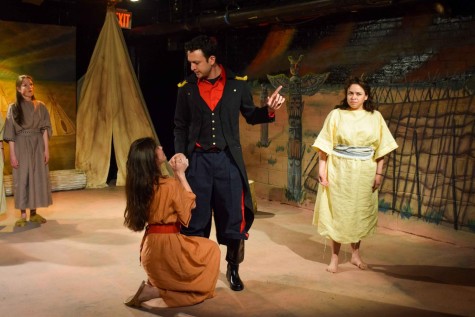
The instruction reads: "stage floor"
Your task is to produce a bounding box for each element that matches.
[0,187,474,317]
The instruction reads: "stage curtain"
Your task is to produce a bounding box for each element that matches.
[76,7,161,188]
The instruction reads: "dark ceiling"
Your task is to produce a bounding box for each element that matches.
[2,0,475,31]
[2,0,474,79]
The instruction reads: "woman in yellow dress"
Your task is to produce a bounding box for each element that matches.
[312,77,398,273]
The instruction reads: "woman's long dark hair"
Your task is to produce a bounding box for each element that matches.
[335,77,375,112]
[14,74,36,126]
[124,137,162,232]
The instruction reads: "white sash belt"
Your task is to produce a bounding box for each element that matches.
[332,145,374,160]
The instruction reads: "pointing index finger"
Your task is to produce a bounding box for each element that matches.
[270,85,283,98]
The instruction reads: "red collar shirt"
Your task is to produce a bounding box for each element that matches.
[197,65,226,111]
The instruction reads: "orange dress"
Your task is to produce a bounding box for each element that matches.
[140,177,221,307]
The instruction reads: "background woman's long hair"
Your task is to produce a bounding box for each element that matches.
[335,76,375,112]
[124,137,161,231]
[14,74,36,126]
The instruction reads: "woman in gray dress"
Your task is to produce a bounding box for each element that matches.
[5,75,52,227]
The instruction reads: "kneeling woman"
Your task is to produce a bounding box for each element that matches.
[123,137,220,308]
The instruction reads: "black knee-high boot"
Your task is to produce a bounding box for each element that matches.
[226,239,245,291]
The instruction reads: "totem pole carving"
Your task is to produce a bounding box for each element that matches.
[267,55,329,201]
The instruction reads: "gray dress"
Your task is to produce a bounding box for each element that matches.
[4,100,52,209]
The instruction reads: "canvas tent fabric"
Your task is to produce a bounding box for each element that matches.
[76,7,158,188]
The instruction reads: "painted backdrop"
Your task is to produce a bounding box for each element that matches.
[236,12,475,232]
[0,20,76,174]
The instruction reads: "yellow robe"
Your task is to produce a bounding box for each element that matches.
[312,109,398,243]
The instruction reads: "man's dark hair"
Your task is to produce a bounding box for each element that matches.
[184,35,219,61]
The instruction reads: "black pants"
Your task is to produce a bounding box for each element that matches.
[181,149,248,244]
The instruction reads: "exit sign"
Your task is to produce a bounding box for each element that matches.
[116,9,132,29]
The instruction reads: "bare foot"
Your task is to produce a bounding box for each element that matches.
[124,281,161,308]
[326,254,339,273]
[350,255,368,270]
[138,283,161,302]
[141,298,169,309]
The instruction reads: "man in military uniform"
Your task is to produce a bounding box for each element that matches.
[174,35,284,291]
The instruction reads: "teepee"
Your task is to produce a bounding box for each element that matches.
[76,6,158,188]
[46,91,76,136]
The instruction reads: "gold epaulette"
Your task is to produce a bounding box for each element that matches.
[177,80,188,87]
[235,75,248,81]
